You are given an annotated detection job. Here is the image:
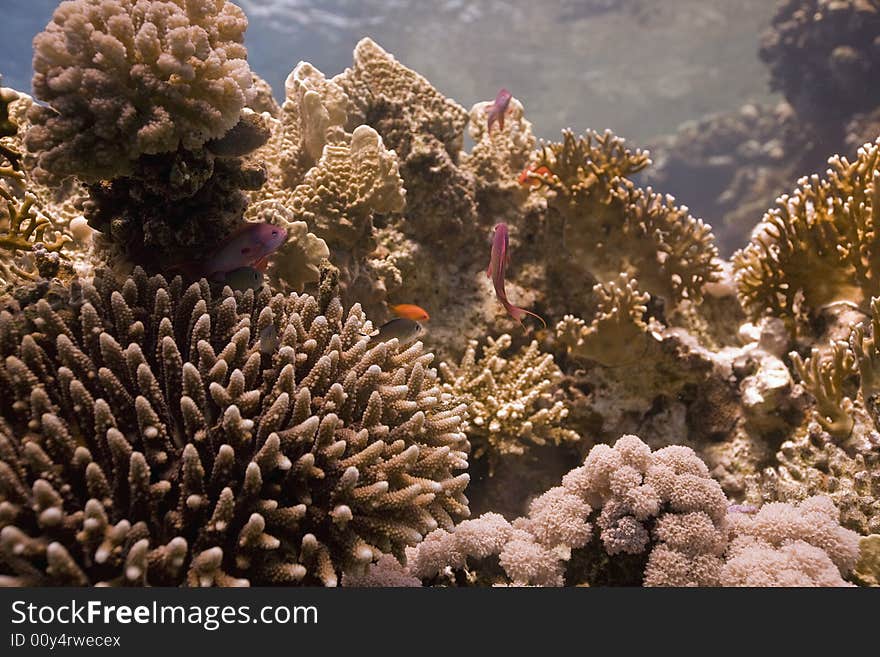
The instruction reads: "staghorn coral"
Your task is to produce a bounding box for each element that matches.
[733,138,880,323]
[439,335,579,475]
[25,0,254,184]
[0,266,469,585]
[760,0,880,124]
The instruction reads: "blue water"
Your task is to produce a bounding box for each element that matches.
[0,0,777,141]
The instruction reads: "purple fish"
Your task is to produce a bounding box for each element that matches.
[487,223,545,329]
[487,88,512,134]
[205,223,287,277]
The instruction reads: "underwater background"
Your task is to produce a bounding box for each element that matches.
[3,0,778,143]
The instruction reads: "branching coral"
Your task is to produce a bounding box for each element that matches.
[535,129,719,307]
[850,296,880,428]
[0,86,72,288]
[733,137,880,322]
[0,266,470,585]
[790,341,858,440]
[556,275,652,368]
[439,335,579,474]
[25,0,254,183]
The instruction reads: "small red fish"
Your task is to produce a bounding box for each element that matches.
[518,164,553,188]
[390,304,430,322]
[487,88,513,134]
[487,223,546,329]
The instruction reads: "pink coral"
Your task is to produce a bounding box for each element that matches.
[405,436,858,587]
[726,496,860,574]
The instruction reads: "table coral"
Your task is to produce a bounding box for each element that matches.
[0,267,470,585]
[25,0,253,184]
[439,335,579,475]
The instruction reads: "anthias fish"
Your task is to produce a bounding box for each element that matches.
[365,318,425,345]
[223,266,264,291]
[205,222,287,277]
[390,303,430,322]
[487,223,546,329]
[487,88,512,134]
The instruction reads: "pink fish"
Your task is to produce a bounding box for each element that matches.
[204,222,287,277]
[487,88,513,134]
[487,223,546,329]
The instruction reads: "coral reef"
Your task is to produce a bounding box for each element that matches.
[760,0,880,124]
[25,0,253,183]
[3,0,879,589]
[404,435,859,586]
[439,335,579,473]
[648,1,880,255]
[0,83,74,292]
[734,138,880,324]
[0,267,469,585]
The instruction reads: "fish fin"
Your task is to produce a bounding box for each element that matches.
[499,114,505,131]
[254,255,269,272]
[507,303,546,329]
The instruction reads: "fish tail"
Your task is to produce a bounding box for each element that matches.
[505,302,547,329]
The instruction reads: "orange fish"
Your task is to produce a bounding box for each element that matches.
[390,304,430,322]
[518,164,552,188]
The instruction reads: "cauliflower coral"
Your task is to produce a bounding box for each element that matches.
[25,0,254,183]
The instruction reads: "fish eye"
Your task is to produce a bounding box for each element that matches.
[272,230,278,237]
